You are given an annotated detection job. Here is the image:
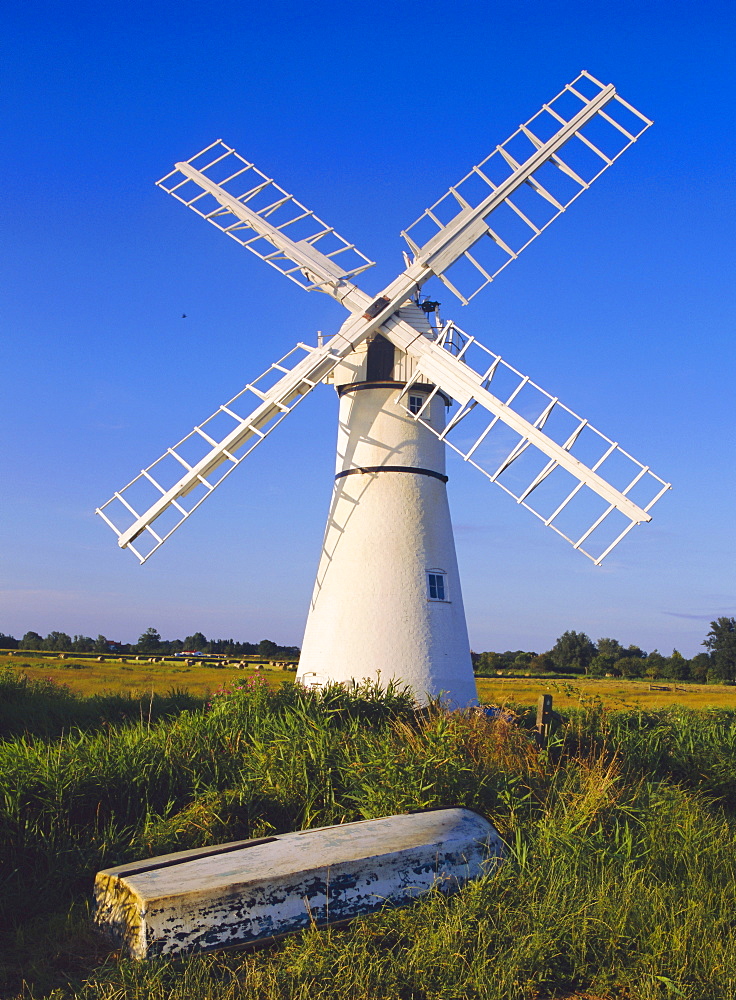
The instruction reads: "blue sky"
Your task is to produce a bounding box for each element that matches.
[1,0,734,656]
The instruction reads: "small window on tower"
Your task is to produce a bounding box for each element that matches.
[409,394,425,415]
[427,571,448,602]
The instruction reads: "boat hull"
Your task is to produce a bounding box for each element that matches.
[94,807,504,959]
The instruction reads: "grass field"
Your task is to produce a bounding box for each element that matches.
[0,652,291,698]
[475,675,736,711]
[4,652,736,711]
[3,669,736,999]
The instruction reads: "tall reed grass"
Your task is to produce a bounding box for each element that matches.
[2,675,736,999]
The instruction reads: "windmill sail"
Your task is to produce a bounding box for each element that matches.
[98,72,667,566]
[97,337,352,562]
[401,71,652,304]
[95,286,405,562]
[157,140,374,300]
[384,317,670,564]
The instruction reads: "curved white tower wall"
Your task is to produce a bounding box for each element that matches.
[297,336,477,707]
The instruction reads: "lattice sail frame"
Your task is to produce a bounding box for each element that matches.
[157,140,375,293]
[96,341,348,562]
[394,322,670,564]
[402,70,652,304]
[97,71,670,566]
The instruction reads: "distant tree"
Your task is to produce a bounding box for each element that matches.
[19,631,43,650]
[529,653,555,673]
[184,632,208,652]
[550,631,596,673]
[72,635,95,652]
[474,650,541,674]
[625,644,647,659]
[690,652,711,683]
[644,651,667,680]
[664,649,690,681]
[597,637,626,662]
[473,652,496,675]
[0,632,18,649]
[258,639,279,659]
[615,656,645,679]
[589,638,627,677]
[587,654,612,677]
[498,650,530,671]
[703,617,736,682]
[513,651,535,669]
[43,631,72,652]
[137,628,162,653]
[94,634,109,653]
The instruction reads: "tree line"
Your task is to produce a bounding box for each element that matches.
[2,618,734,681]
[0,627,300,660]
[472,617,736,684]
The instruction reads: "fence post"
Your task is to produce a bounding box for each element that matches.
[536,693,556,748]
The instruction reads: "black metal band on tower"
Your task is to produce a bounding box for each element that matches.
[336,381,452,407]
[334,466,449,483]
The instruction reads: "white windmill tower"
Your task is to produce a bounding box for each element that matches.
[97,71,670,707]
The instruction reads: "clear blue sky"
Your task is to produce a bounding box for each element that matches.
[1,0,734,656]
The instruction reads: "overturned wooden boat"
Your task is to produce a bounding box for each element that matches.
[94,806,504,959]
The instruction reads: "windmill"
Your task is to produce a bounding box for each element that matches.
[96,71,670,706]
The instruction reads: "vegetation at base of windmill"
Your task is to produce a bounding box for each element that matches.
[4,687,736,998]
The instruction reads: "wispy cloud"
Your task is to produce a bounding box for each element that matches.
[661,610,721,621]
[0,588,87,602]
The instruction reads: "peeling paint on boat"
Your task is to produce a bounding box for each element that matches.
[94,807,504,959]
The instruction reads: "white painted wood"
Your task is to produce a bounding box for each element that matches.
[401,71,652,304]
[380,317,671,563]
[94,808,504,960]
[157,140,375,294]
[96,71,668,572]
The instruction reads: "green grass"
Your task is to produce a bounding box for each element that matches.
[3,672,736,999]
[0,670,203,740]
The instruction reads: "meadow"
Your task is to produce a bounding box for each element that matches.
[5,650,736,711]
[0,653,292,699]
[3,665,736,1000]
